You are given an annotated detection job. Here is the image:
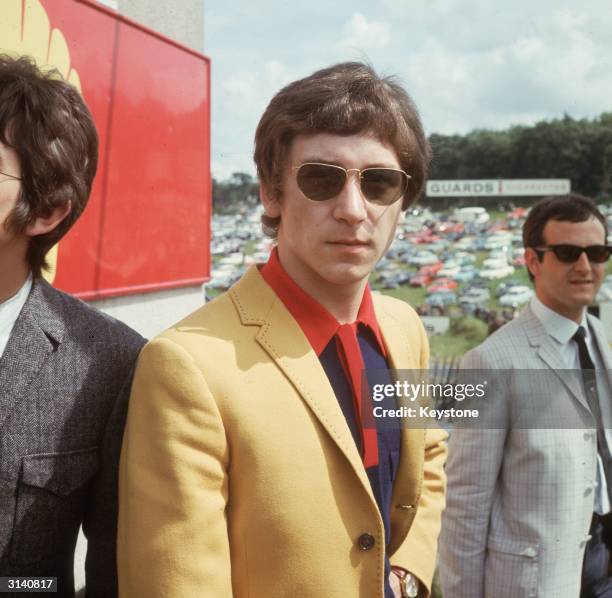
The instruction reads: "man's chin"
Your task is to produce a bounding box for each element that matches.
[321,265,372,287]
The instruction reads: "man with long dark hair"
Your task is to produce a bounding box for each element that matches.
[0,54,144,597]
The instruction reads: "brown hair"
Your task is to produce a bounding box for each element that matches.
[0,54,98,277]
[254,62,431,235]
[523,193,608,281]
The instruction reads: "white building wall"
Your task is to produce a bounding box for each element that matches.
[91,285,206,339]
[96,0,204,52]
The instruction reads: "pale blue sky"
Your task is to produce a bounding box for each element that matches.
[205,0,612,180]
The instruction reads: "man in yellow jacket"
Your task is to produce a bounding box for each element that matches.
[118,61,446,598]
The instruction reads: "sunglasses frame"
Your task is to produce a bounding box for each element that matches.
[532,244,612,264]
[292,162,411,206]
[0,169,21,181]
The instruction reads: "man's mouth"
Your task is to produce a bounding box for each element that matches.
[569,279,594,286]
[328,239,369,246]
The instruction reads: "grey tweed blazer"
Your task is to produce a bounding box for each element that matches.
[0,278,144,598]
[439,305,612,598]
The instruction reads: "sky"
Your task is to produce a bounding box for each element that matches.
[204,0,612,181]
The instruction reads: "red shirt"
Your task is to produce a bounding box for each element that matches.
[260,248,386,357]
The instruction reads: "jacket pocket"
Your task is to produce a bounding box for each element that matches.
[10,447,99,565]
[485,535,539,598]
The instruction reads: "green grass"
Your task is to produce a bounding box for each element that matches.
[378,285,427,307]
[429,317,488,358]
[243,239,257,256]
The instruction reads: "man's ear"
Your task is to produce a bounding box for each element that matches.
[524,247,540,280]
[260,184,281,218]
[24,202,71,237]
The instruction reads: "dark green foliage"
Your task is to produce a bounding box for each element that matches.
[213,113,612,213]
[212,172,259,214]
[429,112,612,201]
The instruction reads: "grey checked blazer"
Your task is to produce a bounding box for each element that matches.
[439,305,612,598]
[0,278,144,598]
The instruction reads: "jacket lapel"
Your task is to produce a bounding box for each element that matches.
[587,313,612,406]
[0,279,65,430]
[522,306,588,411]
[374,296,425,526]
[230,267,374,499]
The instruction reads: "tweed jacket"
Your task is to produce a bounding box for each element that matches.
[118,265,447,598]
[0,278,144,598]
[439,305,612,598]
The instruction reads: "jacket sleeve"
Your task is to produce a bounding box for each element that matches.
[437,349,508,598]
[117,337,232,598]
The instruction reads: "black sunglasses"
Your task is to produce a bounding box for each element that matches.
[533,244,612,264]
[293,162,410,206]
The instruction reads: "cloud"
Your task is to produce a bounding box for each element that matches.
[212,60,301,179]
[207,0,612,178]
[336,13,391,53]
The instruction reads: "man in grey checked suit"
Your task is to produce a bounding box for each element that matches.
[439,194,612,598]
[0,55,144,597]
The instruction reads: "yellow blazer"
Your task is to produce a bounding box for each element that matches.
[118,266,447,598]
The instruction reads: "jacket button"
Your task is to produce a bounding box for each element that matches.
[358,533,376,551]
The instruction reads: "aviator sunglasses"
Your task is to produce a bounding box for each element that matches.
[293,162,410,206]
[533,244,612,264]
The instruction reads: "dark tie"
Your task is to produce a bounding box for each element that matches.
[572,326,612,502]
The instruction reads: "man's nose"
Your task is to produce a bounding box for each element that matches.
[333,171,367,224]
[573,250,592,271]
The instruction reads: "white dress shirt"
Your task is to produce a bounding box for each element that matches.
[0,274,32,359]
[530,295,611,514]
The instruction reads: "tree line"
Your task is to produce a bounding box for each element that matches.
[429,112,612,200]
[212,112,612,212]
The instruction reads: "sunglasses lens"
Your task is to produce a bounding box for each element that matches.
[361,168,407,205]
[296,164,346,202]
[553,245,582,262]
[586,246,611,263]
[550,245,611,263]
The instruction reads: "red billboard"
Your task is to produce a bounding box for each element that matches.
[2,0,211,299]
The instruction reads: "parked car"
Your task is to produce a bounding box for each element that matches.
[454,236,477,251]
[484,234,512,250]
[496,279,524,297]
[596,275,612,302]
[482,255,510,269]
[418,262,443,276]
[499,285,534,307]
[409,251,439,266]
[438,260,461,277]
[455,251,476,265]
[480,260,515,279]
[410,273,433,288]
[459,287,491,306]
[453,266,478,282]
[427,277,458,294]
[426,291,457,309]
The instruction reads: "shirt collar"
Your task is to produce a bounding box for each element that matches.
[260,248,386,357]
[530,294,588,345]
[0,274,32,359]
